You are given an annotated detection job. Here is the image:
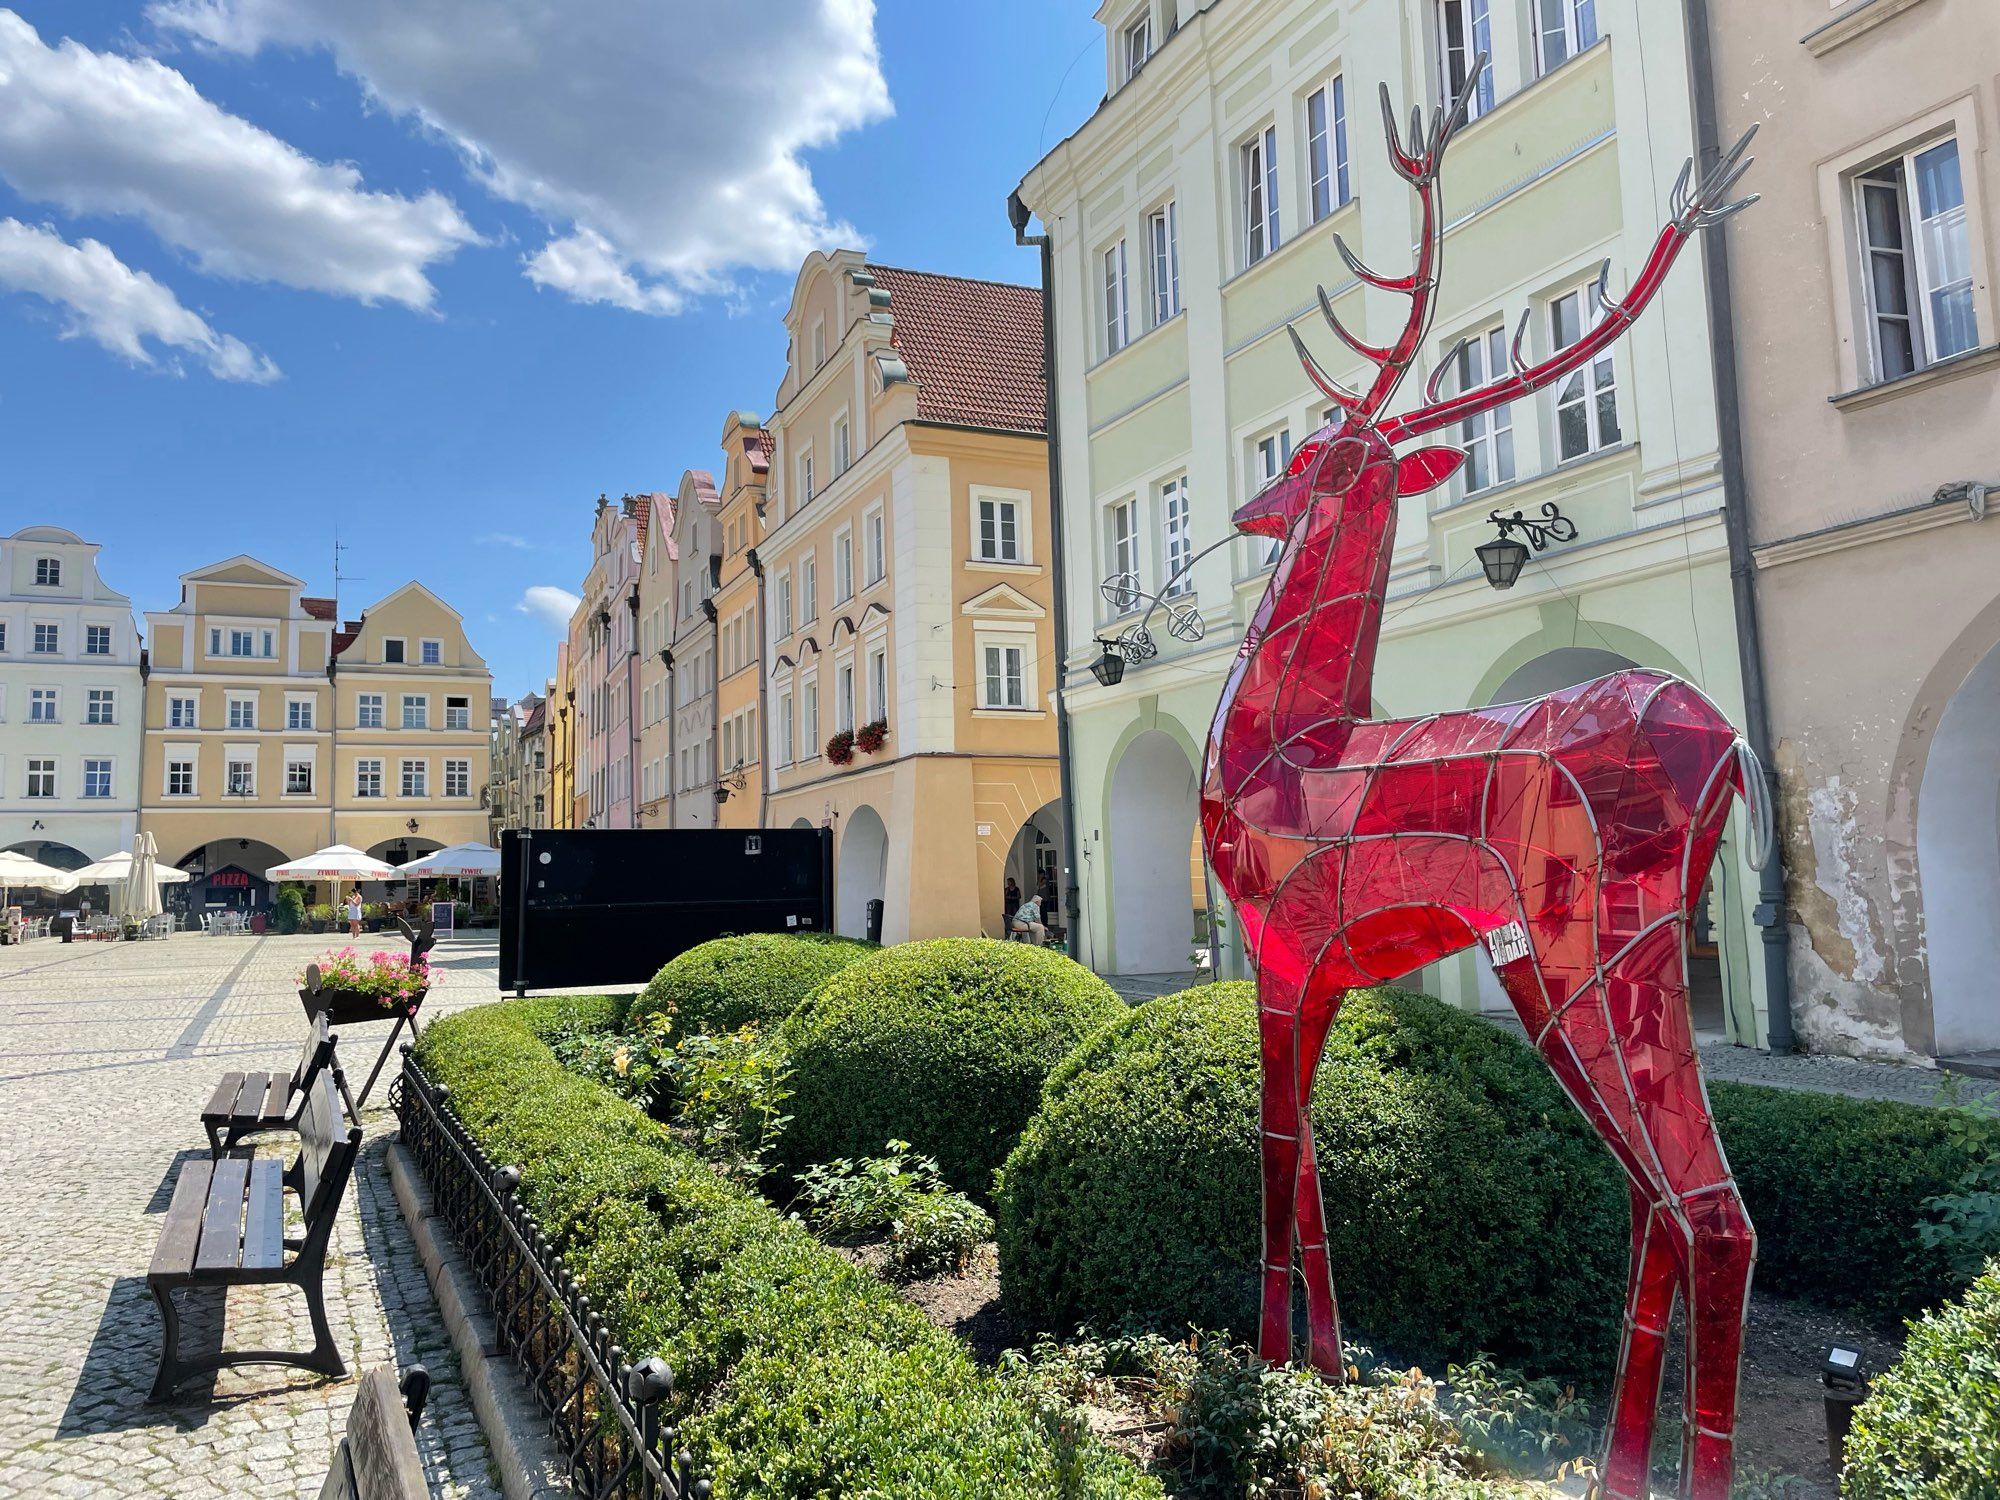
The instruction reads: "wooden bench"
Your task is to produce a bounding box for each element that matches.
[201,1013,356,1157]
[149,1068,363,1401]
[317,1364,431,1500]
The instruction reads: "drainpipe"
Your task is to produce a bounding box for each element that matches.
[1685,0,1796,1054]
[627,586,641,827]
[748,545,771,827]
[1011,190,1083,962]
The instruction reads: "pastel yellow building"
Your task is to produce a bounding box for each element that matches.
[713,413,771,829]
[548,642,576,829]
[140,557,491,909]
[762,253,1060,943]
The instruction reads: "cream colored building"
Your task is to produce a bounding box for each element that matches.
[1712,0,2000,1062]
[1018,0,1767,1035]
[669,469,722,826]
[714,414,771,828]
[140,558,491,908]
[762,253,1060,942]
[636,492,678,826]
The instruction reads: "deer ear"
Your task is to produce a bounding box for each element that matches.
[1395,446,1469,496]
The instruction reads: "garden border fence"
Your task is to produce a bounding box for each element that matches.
[392,1049,711,1500]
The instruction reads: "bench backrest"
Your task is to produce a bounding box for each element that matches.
[297,1068,361,1227]
[291,1013,333,1093]
[316,1365,429,1500]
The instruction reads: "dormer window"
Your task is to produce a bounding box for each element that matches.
[1121,6,1153,83]
[34,557,60,587]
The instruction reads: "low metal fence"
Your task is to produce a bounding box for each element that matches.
[392,1050,711,1500]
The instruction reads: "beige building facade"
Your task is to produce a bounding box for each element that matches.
[636,493,677,827]
[1713,0,2000,1062]
[714,414,771,828]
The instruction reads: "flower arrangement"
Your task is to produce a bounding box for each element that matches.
[855,718,889,754]
[300,947,430,1010]
[825,728,856,765]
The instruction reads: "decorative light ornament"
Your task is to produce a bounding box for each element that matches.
[1477,502,1576,590]
[1088,642,1127,688]
[1197,56,1763,1500]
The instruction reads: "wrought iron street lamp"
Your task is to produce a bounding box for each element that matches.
[1478,502,1577,590]
[1089,642,1127,688]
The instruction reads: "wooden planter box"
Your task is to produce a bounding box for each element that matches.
[299,987,429,1028]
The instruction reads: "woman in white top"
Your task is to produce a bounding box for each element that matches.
[346,893,364,938]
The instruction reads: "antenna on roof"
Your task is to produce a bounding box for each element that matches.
[332,521,364,615]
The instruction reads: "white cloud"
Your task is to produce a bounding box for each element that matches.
[517,585,579,631]
[477,532,531,549]
[0,217,279,381]
[150,0,892,314]
[0,9,477,309]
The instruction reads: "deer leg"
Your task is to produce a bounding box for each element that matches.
[1600,1187,1685,1499]
[1255,971,1305,1366]
[1680,1181,1754,1500]
[1292,993,1345,1378]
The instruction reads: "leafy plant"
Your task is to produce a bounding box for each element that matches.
[635,932,876,1036]
[1439,1354,1596,1476]
[793,1139,993,1280]
[825,728,856,765]
[552,1022,672,1107]
[1915,1077,2000,1280]
[299,947,429,1009]
[273,885,306,934]
[855,718,888,754]
[663,1024,792,1180]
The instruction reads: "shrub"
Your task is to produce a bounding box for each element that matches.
[637,933,876,1035]
[1841,1257,2000,1497]
[1709,1080,2000,1320]
[273,885,305,934]
[794,1139,994,1280]
[781,938,1125,1197]
[414,997,1159,1499]
[995,983,1628,1390]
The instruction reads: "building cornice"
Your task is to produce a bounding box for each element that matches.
[1753,489,1992,571]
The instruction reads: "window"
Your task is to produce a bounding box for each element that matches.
[978,496,1021,562]
[29,688,57,723]
[833,414,851,476]
[402,695,428,729]
[811,318,827,370]
[83,759,112,799]
[261,629,275,658]
[384,638,406,664]
[1108,498,1140,590]
[865,507,886,585]
[85,624,112,656]
[420,639,442,665]
[1160,475,1193,595]
[401,759,428,797]
[1439,0,1495,121]
[1242,126,1280,266]
[0,622,6,652]
[1551,285,1621,459]
[1254,430,1295,563]
[868,644,888,721]
[34,556,60,587]
[1855,138,1978,381]
[1103,238,1131,354]
[778,691,794,766]
[799,449,815,507]
[86,688,115,725]
[169,695,197,729]
[26,758,54,798]
[287,698,314,730]
[356,759,383,798]
[445,696,471,730]
[445,759,470,797]
[32,623,57,654]
[357,693,384,729]
[1307,78,1351,223]
[225,757,255,797]
[1148,202,1181,325]
[1452,326,1516,493]
[1121,6,1152,81]
[228,696,256,730]
[802,680,819,752]
[981,642,1027,709]
[837,662,855,733]
[834,528,854,601]
[167,758,194,797]
[1535,0,1597,73]
[285,756,313,795]
[800,555,817,624]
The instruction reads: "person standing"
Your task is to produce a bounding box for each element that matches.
[346,892,363,938]
[1002,877,1020,938]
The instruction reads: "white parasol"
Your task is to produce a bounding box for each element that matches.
[0,850,78,903]
[266,844,399,915]
[397,843,502,878]
[118,833,167,922]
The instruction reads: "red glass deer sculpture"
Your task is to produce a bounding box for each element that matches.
[1200,71,1762,1500]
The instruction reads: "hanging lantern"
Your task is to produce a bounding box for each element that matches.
[1089,642,1127,687]
[1478,502,1577,590]
[1477,534,1530,589]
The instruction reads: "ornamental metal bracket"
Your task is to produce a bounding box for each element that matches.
[1487,501,1578,552]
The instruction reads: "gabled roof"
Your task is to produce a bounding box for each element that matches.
[182,554,304,590]
[301,596,337,621]
[868,266,1045,436]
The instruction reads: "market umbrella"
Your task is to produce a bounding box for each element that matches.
[396,843,501,878]
[265,844,399,915]
[0,850,78,904]
[71,850,192,888]
[118,833,166,922]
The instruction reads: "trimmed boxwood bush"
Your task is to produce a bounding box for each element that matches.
[636,933,877,1035]
[994,982,1629,1390]
[1708,1080,2000,1321]
[1841,1257,2000,1496]
[780,938,1125,1198]
[414,996,1159,1499]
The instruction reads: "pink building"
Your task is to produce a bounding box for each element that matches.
[567,494,656,829]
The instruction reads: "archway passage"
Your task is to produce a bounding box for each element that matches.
[2,840,91,913]
[1004,800,1066,940]
[175,838,291,917]
[364,837,449,906]
[1108,730,1204,975]
[1917,638,2000,1056]
[836,805,889,941]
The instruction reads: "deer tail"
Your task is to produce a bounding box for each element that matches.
[1731,739,1774,873]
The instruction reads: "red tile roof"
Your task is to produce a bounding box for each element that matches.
[746,429,773,471]
[301,595,337,620]
[868,266,1045,436]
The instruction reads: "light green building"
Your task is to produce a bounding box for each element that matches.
[1017,0,1770,1043]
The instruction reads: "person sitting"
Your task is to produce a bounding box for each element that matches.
[1010,893,1046,946]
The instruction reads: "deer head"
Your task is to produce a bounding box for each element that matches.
[1234,60,1756,547]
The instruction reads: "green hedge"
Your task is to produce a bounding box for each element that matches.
[636,933,877,1035]
[995,983,1629,1390]
[414,996,1159,1499]
[780,939,1126,1197]
[1842,1257,2000,1496]
[1708,1081,2000,1321]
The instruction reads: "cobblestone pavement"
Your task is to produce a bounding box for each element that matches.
[0,931,509,1498]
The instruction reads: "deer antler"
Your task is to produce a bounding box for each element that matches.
[1283,55,1486,424]
[1379,126,1759,445]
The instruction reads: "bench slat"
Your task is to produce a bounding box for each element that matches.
[241,1160,284,1269]
[261,1075,292,1122]
[344,1366,429,1500]
[237,1072,270,1120]
[202,1072,247,1121]
[150,1160,215,1279]
[195,1157,251,1272]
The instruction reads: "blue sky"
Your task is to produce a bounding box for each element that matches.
[0,1,1108,697]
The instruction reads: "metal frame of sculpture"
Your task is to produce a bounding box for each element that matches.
[1198,63,1763,1500]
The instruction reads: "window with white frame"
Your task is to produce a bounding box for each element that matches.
[833,414,851,476]
[1439,0,1495,121]
[445,758,470,797]
[86,688,115,725]
[837,661,855,733]
[802,679,819,752]
[1241,126,1280,266]
[800,554,817,624]
[1107,497,1140,592]
[445,696,471,730]
[421,638,443,665]
[811,318,827,370]
[1253,429,1295,563]
[169,694,197,729]
[384,637,406,664]
[776,570,793,637]
[1854,137,1978,382]
[864,506,886,585]
[1160,474,1193,595]
[0,622,7,652]
[1148,202,1181,326]
[26,758,54,798]
[167,756,195,797]
[1121,6,1152,82]
[1103,238,1131,354]
[868,643,888,721]
[357,758,383,797]
[978,495,1021,562]
[401,759,427,797]
[357,693,384,729]
[1452,326,1516,494]
[285,754,313,795]
[1550,284,1621,460]
[225,755,255,797]
[83,759,112,799]
[980,640,1028,709]
[32,623,57,654]
[228,695,256,731]
[1307,77,1351,223]
[34,556,60,587]
[287,697,314,730]
[402,694,428,729]
[777,690,794,765]
[1534,0,1598,73]
[834,527,854,601]
[85,624,112,656]
[799,448,815,507]
[29,687,56,722]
